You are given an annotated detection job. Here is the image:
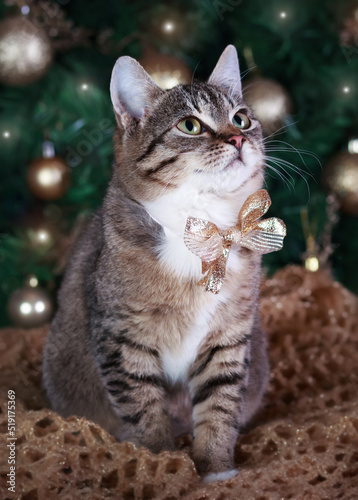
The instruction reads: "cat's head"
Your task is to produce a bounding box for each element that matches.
[110,45,264,202]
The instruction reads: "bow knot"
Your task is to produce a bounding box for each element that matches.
[184,189,286,294]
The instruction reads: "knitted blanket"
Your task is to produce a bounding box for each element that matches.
[0,265,357,500]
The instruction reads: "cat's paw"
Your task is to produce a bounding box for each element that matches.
[202,468,239,484]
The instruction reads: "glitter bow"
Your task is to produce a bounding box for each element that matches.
[184,189,286,294]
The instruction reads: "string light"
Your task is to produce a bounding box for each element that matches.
[3,131,10,139]
[163,21,175,33]
[29,276,39,288]
[37,230,50,243]
[305,256,320,272]
[81,83,89,90]
[343,86,350,94]
[279,11,287,19]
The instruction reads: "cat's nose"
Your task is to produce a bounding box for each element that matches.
[227,135,246,150]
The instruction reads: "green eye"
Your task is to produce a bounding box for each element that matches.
[233,113,251,129]
[177,118,203,135]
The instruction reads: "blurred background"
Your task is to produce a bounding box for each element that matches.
[0,0,357,328]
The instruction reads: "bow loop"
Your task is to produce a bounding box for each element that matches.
[239,189,272,233]
[241,217,286,253]
[184,217,223,263]
[184,189,286,294]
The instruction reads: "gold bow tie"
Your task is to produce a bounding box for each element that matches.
[184,189,286,294]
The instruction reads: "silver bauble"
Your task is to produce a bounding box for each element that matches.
[0,15,53,86]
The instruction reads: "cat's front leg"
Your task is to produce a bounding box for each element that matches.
[94,329,174,453]
[188,335,251,482]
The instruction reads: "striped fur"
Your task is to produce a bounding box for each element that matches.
[42,46,269,481]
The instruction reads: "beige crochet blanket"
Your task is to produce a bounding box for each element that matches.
[0,265,357,499]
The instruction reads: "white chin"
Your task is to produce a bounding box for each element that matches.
[194,162,253,193]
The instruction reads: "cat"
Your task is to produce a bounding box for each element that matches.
[42,45,269,483]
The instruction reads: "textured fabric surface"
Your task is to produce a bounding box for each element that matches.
[0,265,357,499]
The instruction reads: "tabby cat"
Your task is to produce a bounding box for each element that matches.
[42,45,269,483]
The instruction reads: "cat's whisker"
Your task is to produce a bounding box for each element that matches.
[261,121,299,143]
[266,152,316,189]
[241,79,267,97]
[266,154,316,183]
[240,66,256,80]
[265,156,312,200]
[264,140,322,169]
[228,79,242,100]
[178,86,197,112]
[227,67,256,100]
[264,161,295,192]
[265,147,319,160]
[190,60,202,109]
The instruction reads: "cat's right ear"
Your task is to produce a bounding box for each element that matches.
[110,56,164,128]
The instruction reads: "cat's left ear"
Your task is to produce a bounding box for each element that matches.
[208,45,242,97]
[110,56,164,127]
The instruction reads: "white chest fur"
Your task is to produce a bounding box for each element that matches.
[142,180,248,382]
[161,293,225,382]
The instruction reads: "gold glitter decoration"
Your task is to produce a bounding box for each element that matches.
[243,78,293,134]
[323,147,358,215]
[0,15,53,86]
[0,266,357,498]
[184,189,286,294]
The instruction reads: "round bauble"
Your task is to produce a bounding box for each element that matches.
[7,286,53,328]
[18,209,66,264]
[139,47,192,89]
[0,15,53,86]
[243,78,293,134]
[323,147,358,215]
[27,156,71,200]
[24,216,62,260]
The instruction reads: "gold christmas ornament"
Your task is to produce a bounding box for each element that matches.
[323,140,358,215]
[18,204,64,263]
[7,284,53,328]
[243,78,293,134]
[19,210,67,265]
[0,15,53,86]
[27,141,70,200]
[184,190,286,294]
[139,47,192,89]
[27,157,70,200]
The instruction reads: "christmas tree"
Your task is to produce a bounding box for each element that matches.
[1,0,358,328]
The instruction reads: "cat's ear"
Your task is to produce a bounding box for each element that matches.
[208,45,242,97]
[110,56,164,126]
